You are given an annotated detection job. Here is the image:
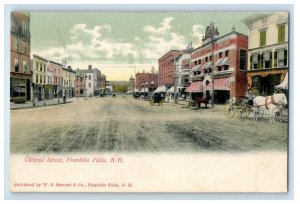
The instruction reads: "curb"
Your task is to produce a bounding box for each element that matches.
[10,101,73,110]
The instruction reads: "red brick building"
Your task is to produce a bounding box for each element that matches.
[75,68,86,96]
[10,12,31,102]
[187,23,248,103]
[135,72,158,95]
[158,50,181,87]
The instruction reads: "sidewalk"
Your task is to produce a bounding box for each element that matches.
[10,97,85,110]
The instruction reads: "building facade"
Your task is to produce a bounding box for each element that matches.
[48,61,63,98]
[135,72,158,95]
[75,68,86,97]
[187,23,248,103]
[100,74,106,95]
[45,61,54,99]
[10,12,31,102]
[243,12,288,96]
[62,66,76,98]
[158,50,181,87]
[93,67,101,96]
[31,55,47,100]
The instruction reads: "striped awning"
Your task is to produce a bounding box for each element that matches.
[203,61,213,69]
[215,58,223,66]
[185,81,203,93]
[205,78,230,90]
[191,65,201,72]
[221,57,229,66]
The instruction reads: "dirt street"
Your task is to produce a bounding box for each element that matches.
[10,96,288,153]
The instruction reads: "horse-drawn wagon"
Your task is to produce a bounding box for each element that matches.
[149,92,164,106]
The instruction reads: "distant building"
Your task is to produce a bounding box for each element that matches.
[75,68,86,97]
[48,61,63,98]
[10,12,31,102]
[106,81,113,94]
[78,65,101,96]
[62,66,76,98]
[243,12,288,96]
[31,55,47,100]
[158,50,181,87]
[128,75,135,93]
[100,74,106,95]
[135,72,158,95]
[93,67,101,96]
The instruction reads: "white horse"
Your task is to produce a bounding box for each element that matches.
[253,93,287,123]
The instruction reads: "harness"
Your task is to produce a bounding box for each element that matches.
[265,96,278,109]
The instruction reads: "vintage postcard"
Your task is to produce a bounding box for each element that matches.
[9,11,289,192]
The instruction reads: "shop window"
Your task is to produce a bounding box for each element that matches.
[239,49,246,70]
[278,24,285,43]
[260,30,266,46]
[14,58,19,72]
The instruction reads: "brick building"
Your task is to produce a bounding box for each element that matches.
[48,61,63,98]
[187,23,248,103]
[158,50,181,87]
[10,12,31,102]
[135,72,158,95]
[75,68,86,97]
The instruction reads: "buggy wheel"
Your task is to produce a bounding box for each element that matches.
[225,105,235,118]
[239,103,250,120]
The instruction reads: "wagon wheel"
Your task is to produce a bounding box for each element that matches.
[224,104,235,118]
[239,103,250,120]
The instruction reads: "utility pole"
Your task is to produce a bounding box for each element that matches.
[211,37,215,108]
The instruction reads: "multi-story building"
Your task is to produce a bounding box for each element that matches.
[243,12,288,96]
[100,74,106,95]
[93,67,101,96]
[45,61,54,99]
[48,61,63,98]
[10,12,31,102]
[158,50,181,87]
[31,55,47,100]
[75,68,86,97]
[80,65,94,96]
[135,72,158,95]
[186,23,248,103]
[62,66,76,98]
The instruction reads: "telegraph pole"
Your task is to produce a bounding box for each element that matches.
[211,38,215,108]
[174,57,179,104]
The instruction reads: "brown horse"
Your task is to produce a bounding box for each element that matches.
[195,95,211,108]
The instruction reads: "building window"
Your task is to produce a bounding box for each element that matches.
[239,49,246,70]
[278,24,285,43]
[209,55,212,61]
[219,52,222,59]
[36,75,38,83]
[23,60,27,73]
[250,54,260,70]
[44,76,46,84]
[218,67,222,72]
[40,64,43,72]
[225,50,229,57]
[36,62,38,71]
[89,83,91,88]
[89,75,91,80]
[14,36,18,51]
[22,40,26,54]
[252,76,260,90]
[14,58,19,72]
[194,61,198,66]
[205,57,208,62]
[40,75,42,83]
[198,59,201,64]
[275,49,288,67]
[263,52,272,69]
[260,30,266,46]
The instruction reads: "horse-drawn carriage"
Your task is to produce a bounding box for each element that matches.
[224,93,287,123]
[149,92,164,106]
[224,96,264,120]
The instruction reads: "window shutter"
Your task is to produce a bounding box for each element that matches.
[284,50,288,66]
[274,51,277,67]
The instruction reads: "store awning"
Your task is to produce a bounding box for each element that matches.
[185,81,203,93]
[215,58,223,67]
[220,57,229,66]
[205,78,230,90]
[191,65,201,72]
[154,86,167,93]
[203,61,213,69]
[275,72,288,90]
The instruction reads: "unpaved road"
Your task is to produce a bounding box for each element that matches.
[10,96,288,153]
